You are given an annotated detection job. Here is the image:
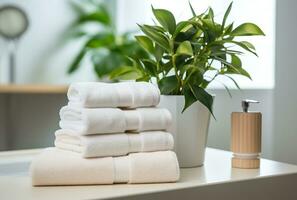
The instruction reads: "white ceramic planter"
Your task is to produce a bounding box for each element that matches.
[159,95,212,168]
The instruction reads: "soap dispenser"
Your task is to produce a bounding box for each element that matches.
[231,99,262,169]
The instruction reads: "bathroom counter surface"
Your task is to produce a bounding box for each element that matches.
[0,148,296,200]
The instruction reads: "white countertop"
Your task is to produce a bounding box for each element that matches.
[0,148,297,200]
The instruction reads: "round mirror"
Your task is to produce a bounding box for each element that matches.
[0,5,29,39]
[0,5,29,83]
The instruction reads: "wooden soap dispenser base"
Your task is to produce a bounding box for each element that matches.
[231,99,262,169]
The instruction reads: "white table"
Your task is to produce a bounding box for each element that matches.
[0,148,297,200]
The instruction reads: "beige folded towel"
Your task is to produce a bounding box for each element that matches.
[59,106,172,135]
[30,148,180,186]
[55,129,174,158]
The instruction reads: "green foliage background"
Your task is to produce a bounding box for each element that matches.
[67,0,148,79]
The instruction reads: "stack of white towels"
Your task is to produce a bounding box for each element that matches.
[30,82,180,186]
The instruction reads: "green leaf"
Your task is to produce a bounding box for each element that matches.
[207,7,214,20]
[118,40,148,61]
[241,41,256,50]
[174,54,191,71]
[182,65,203,85]
[77,5,111,26]
[190,85,214,116]
[136,75,151,82]
[188,2,196,17]
[138,24,170,51]
[231,54,242,68]
[182,86,197,112]
[109,66,142,80]
[225,40,257,56]
[141,59,157,76]
[201,19,221,42]
[152,7,176,34]
[202,19,219,32]
[162,60,173,74]
[154,44,165,62]
[214,56,251,79]
[180,64,195,76]
[67,29,88,38]
[226,66,252,80]
[222,2,233,31]
[174,26,197,41]
[93,52,124,78]
[86,33,115,48]
[135,35,154,54]
[225,75,241,90]
[176,41,193,56]
[224,23,233,35]
[223,62,252,80]
[68,49,86,73]
[158,75,179,94]
[221,82,232,97]
[147,25,166,32]
[174,21,191,37]
[224,84,232,97]
[230,23,265,36]
[200,79,210,89]
[126,57,142,70]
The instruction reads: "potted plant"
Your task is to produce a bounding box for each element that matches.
[66,1,148,80]
[111,2,264,167]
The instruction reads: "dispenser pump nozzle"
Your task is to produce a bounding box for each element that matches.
[242,99,259,112]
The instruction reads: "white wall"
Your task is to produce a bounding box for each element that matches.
[273,0,297,164]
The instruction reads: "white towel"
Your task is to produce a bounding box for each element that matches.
[59,106,172,135]
[67,82,160,108]
[30,148,180,186]
[54,129,174,158]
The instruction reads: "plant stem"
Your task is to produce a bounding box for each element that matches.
[172,55,182,94]
[156,74,160,82]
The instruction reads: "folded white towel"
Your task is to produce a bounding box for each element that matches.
[54,129,174,158]
[67,82,160,108]
[30,148,180,186]
[59,106,172,135]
